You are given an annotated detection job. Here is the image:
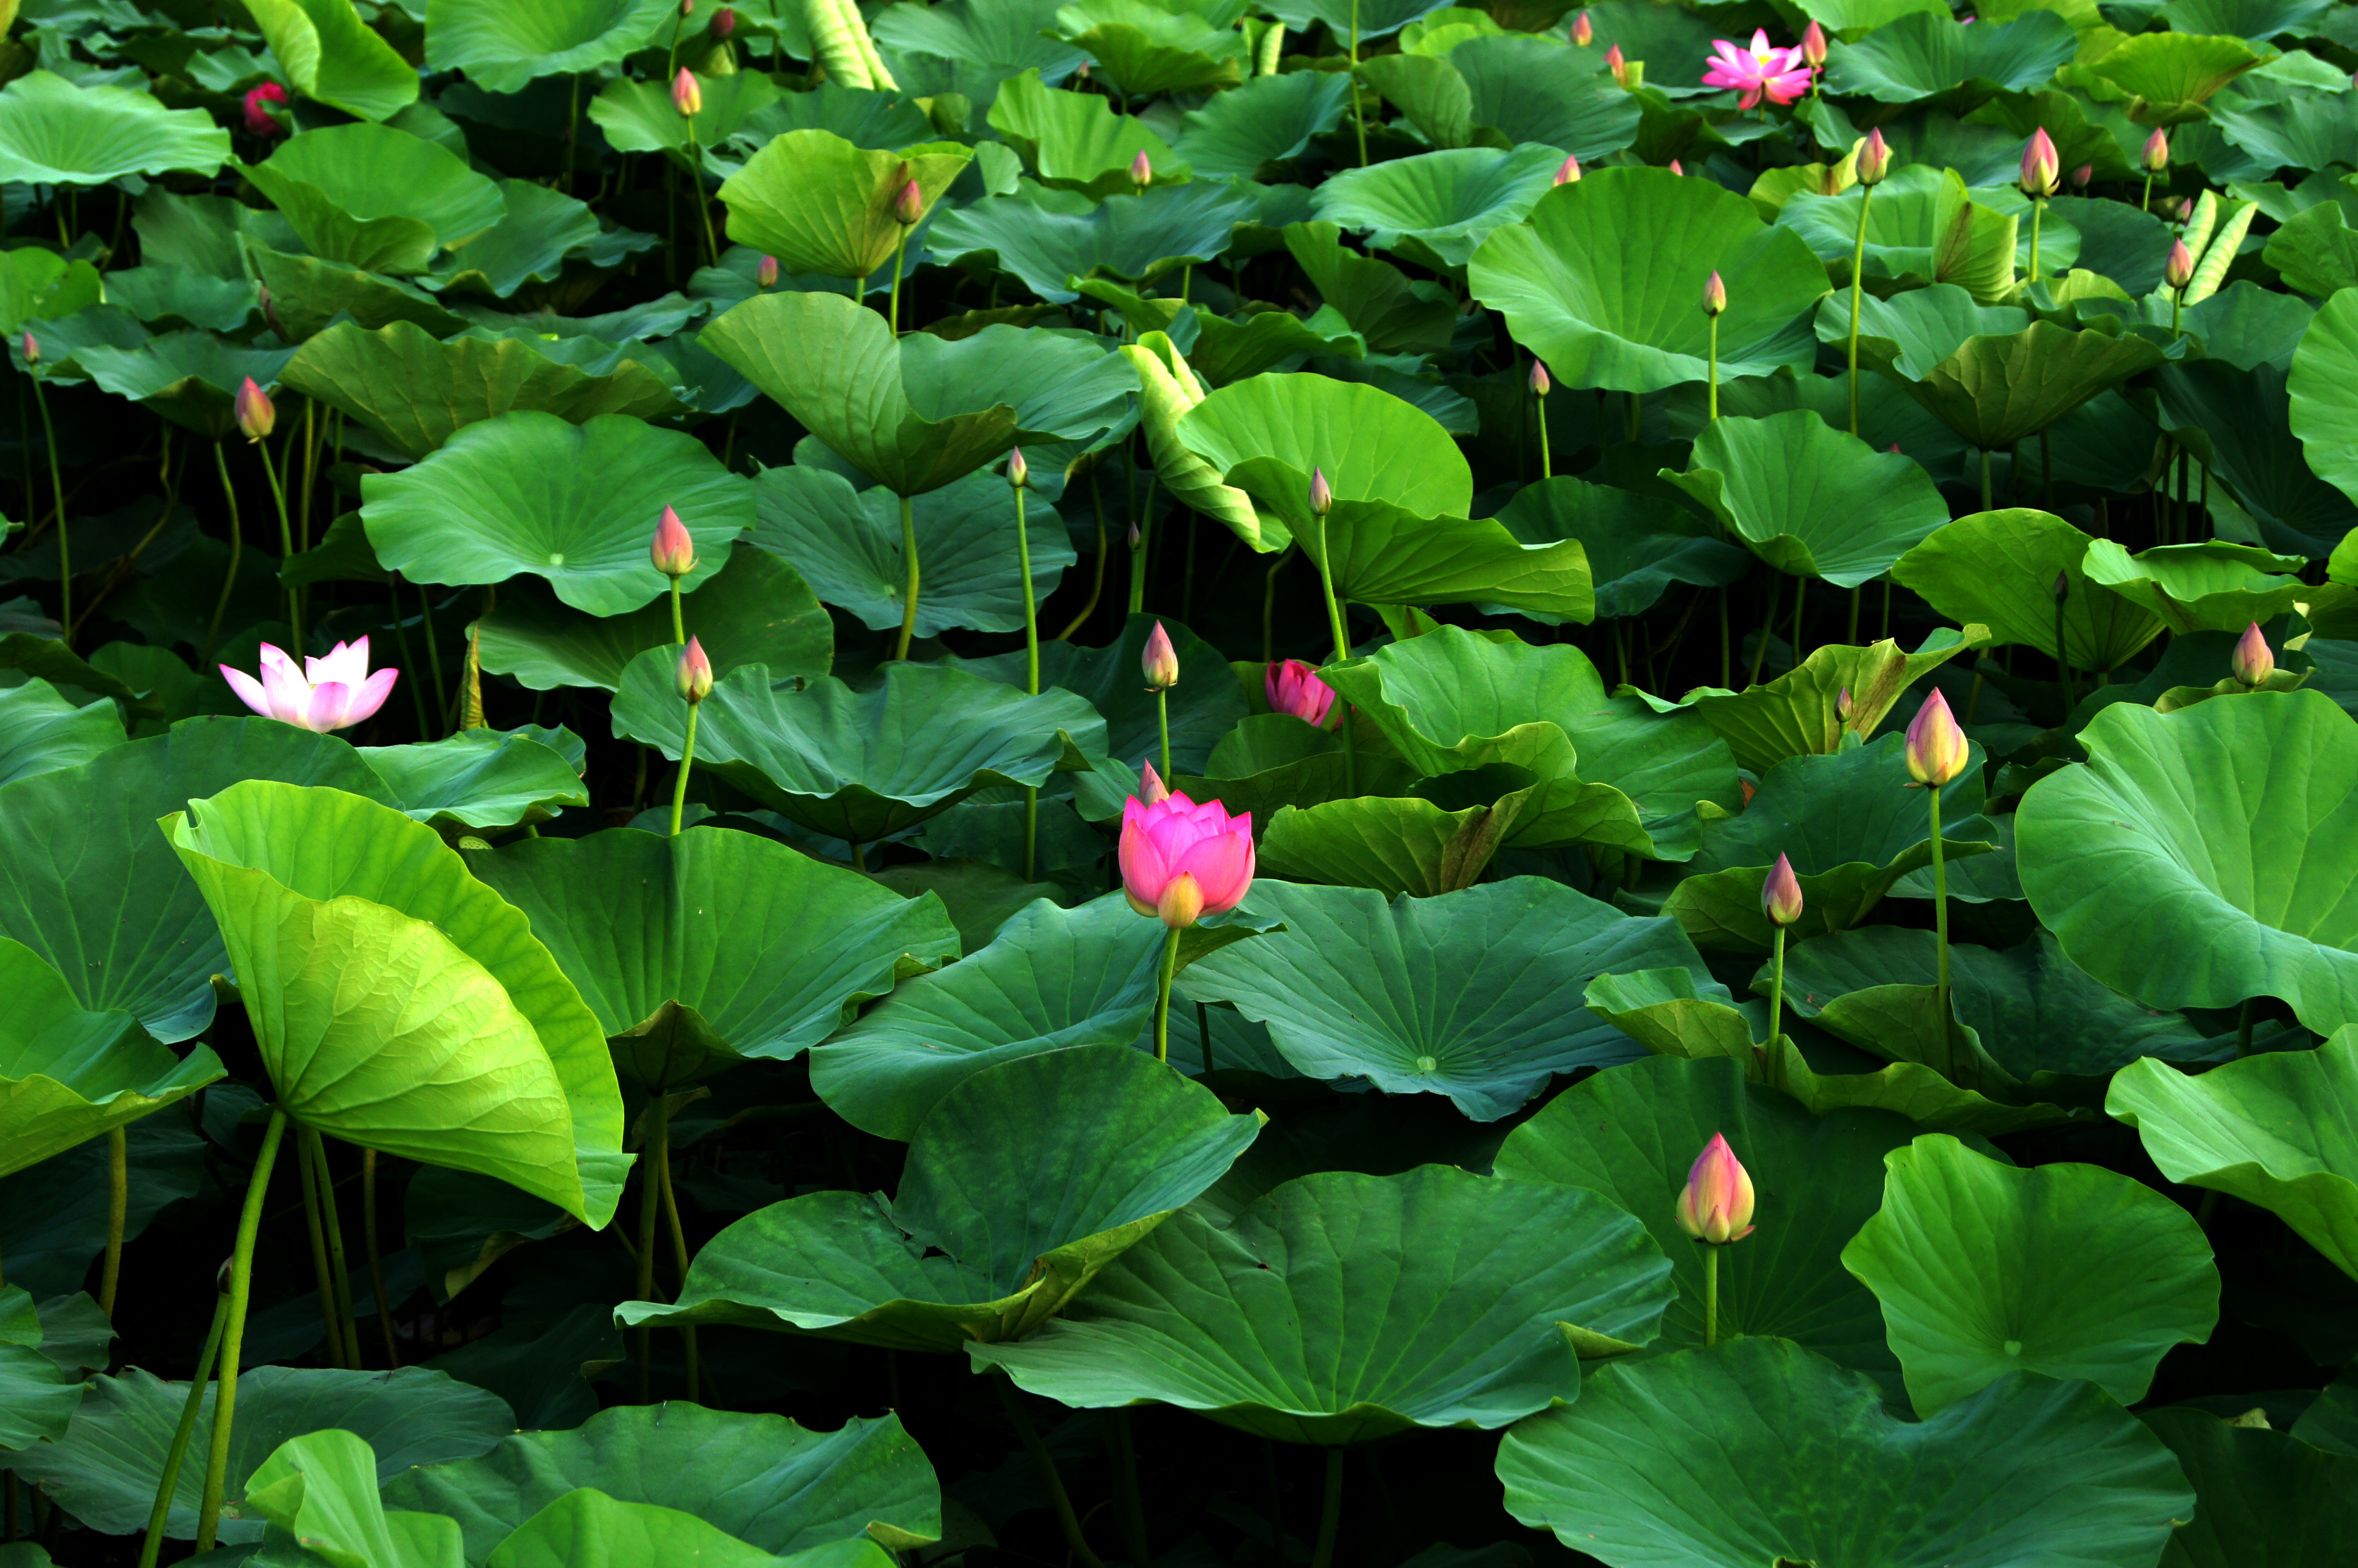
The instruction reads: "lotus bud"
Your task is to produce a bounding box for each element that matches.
[1856,127,1890,186]
[893,178,923,226]
[1606,42,1627,85]
[1142,620,1180,690]
[2020,127,2059,197]
[18,330,35,367]
[1904,688,1970,786]
[1309,466,1333,517]
[1702,270,1726,316]
[2053,570,2070,604]
[2070,163,2091,190]
[675,635,714,704]
[1800,18,1826,68]
[1668,158,1685,176]
[1836,685,1853,720]
[2142,126,2169,173]
[1553,152,1582,185]
[2165,238,2194,291]
[1139,758,1170,804]
[1529,360,1551,397]
[711,5,735,36]
[1571,9,1592,46]
[1130,148,1153,189]
[681,0,692,13]
[1762,853,1804,927]
[672,66,702,117]
[650,504,697,578]
[1675,1133,1757,1244]
[1127,520,1142,551]
[2233,622,2273,687]
[1008,446,1029,489]
[236,376,275,442]
[242,81,289,137]
[2174,195,2194,223]
[756,254,778,288]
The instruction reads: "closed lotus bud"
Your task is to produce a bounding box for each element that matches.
[1529,360,1551,397]
[1702,270,1726,316]
[2053,570,2070,604]
[1127,520,1142,551]
[672,66,702,117]
[18,329,35,367]
[1856,126,1890,186]
[1836,685,1854,720]
[1801,18,1826,68]
[2020,127,2059,197]
[2165,238,2195,291]
[711,5,735,36]
[1904,688,1971,786]
[2070,163,2092,190]
[1553,152,1582,185]
[756,254,778,288]
[2173,195,2194,223]
[1142,620,1180,690]
[2142,126,2170,173]
[893,179,923,226]
[1139,758,1170,804]
[1762,852,1804,928]
[675,635,714,704]
[680,0,692,13]
[1675,1133,1757,1245]
[1130,148,1153,189]
[1309,466,1333,517]
[2233,622,2273,687]
[1606,42,1627,85]
[1668,158,1685,176]
[1008,446,1029,489]
[650,504,697,577]
[236,376,275,442]
[1571,9,1592,46]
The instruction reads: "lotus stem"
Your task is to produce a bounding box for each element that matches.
[364,1149,398,1368]
[2170,285,2183,338]
[1316,519,1349,666]
[2028,198,2042,283]
[417,578,450,733]
[196,1105,288,1550]
[668,703,700,836]
[138,1290,226,1568]
[1128,470,1159,614]
[2141,171,2154,214]
[1349,0,1366,167]
[1199,1002,1214,1074]
[1702,1246,1720,1346]
[202,444,245,670]
[295,1124,346,1369]
[994,1371,1107,1568]
[670,578,685,646]
[635,1095,673,1401]
[1766,925,1787,1086]
[1979,448,1992,512]
[310,1132,362,1370]
[29,370,68,647]
[1156,687,1171,783]
[1151,926,1183,1064]
[255,436,300,651]
[100,1126,126,1319]
[1262,544,1290,663]
[1056,468,1108,641]
[1846,185,1873,437]
[894,493,920,659]
[1707,312,1720,422]
[1015,484,1040,878]
[1748,572,1779,687]
[656,1115,700,1404]
[888,227,910,335]
[1927,783,1953,1074]
[1111,1410,1154,1568]
[1310,1447,1345,1568]
[685,129,719,269]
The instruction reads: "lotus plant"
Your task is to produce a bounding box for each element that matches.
[241,376,301,646]
[1847,128,1890,437]
[1121,788,1254,1062]
[670,635,712,835]
[1529,357,1553,474]
[2142,127,2169,215]
[650,503,697,643]
[1702,270,1727,419]
[889,168,924,331]
[1761,852,1802,1086]
[2020,128,2060,280]
[241,81,288,137]
[1702,30,1812,109]
[2166,238,2195,333]
[2233,623,2273,688]
[1143,619,1180,784]
[1907,689,1972,1063]
[222,639,398,734]
[1571,9,1591,47]
[1675,1134,1757,1345]
[1266,658,1336,727]
[674,69,719,265]
[19,326,68,645]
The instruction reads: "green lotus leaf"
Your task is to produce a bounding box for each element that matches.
[611,653,1104,844]
[1666,627,1987,774]
[246,246,472,343]
[1497,1337,2194,1568]
[2109,1026,2358,1280]
[3,1364,512,1543]
[1180,878,1711,1117]
[242,125,506,276]
[971,1164,1674,1443]
[621,1047,1262,1350]
[1819,279,2027,378]
[0,1290,88,1452]
[427,183,606,298]
[1779,169,2020,301]
[0,677,122,787]
[1120,333,1270,549]
[381,1396,939,1559]
[718,130,970,282]
[1874,319,2169,450]
[702,291,1132,494]
[425,0,676,92]
[282,320,688,462]
[2089,31,2261,125]
[0,73,230,187]
[750,465,1073,637]
[589,72,783,171]
[1282,220,1458,357]
[960,613,1247,776]
[1448,37,1644,159]
[1355,51,1482,152]
[1497,1054,1919,1382]
[1661,410,1952,589]
[355,730,589,833]
[0,247,102,338]
[2285,288,2358,516]
[2141,1406,2358,1568]
[1314,145,1565,270]
[2080,538,2311,636]
[245,0,421,121]
[169,780,629,1226]
[2155,359,2354,560]
[359,410,750,615]
[1051,0,1247,97]
[475,544,828,694]
[1491,476,1752,620]
[237,1429,466,1568]
[1471,167,1831,394]
[927,180,1259,305]
[1842,1133,2216,1415]
[466,826,958,1091]
[1891,508,2167,674]
[0,938,224,1180]
[1262,0,1455,40]
[77,332,298,441]
[987,68,1185,191]
[2262,197,2358,300]
[1257,788,1532,897]
[1825,9,2077,102]
[874,10,1089,108]
[2020,691,2358,1034]
[1173,68,1351,181]
[0,718,393,1042]
[487,1489,825,1568]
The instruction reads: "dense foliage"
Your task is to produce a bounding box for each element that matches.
[4,0,2358,1564]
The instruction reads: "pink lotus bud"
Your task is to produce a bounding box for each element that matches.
[236,376,275,442]
[2142,127,2169,173]
[1529,360,1551,396]
[711,5,735,37]
[18,330,35,367]
[1668,159,1685,176]
[243,81,289,137]
[1571,10,1592,47]
[676,635,714,704]
[2020,126,2059,197]
[1130,148,1153,188]
[673,68,702,117]
[2070,163,2091,190]
[2165,238,2194,291]
[1675,1133,1757,1244]
[1126,520,1142,551]
[1606,43,1627,85]
[1762,852,1803,926]
[650,504,697,577]
[1553,152,1582,185]
[1139,758,1170,804]
[1120,789,1254,928]
[220,638,398,733]
[1836,685,1853,719]
[1008,446,1029,489]
[2173,195,2194,223]
[1142,620,1180,690]
[1266,659,1336,726]
[680,0,693,13]
[1905,689,1970,786]
[893,179,923,226]
[1800,18,1826,68]
[1856,127,1890,185]
[2232,623,2273,687]
[1702,270,1726,316]
[1308,467,1333,517]
[756,254,778,288]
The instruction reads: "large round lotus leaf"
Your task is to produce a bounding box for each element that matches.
[0,939,224,1180]
[2141,1407,2358,1568]
[986,69,1182,190]
[2017,690,2358,1034]
[1313,145,1565,270]
[590,73,786,171]
[1824,8,2077,100]
[611,653,1104,843]
[2156,359,2353,561]
[0,245,103,338]
[1050,0,1247,97]
[1180,878,1712,1118]
[1449,37,1644,159]
[1181,370,1470,520]
[960,614,1248,777]
[2088,30,2261,124]
[242,124,506,276]
[879,23,1087,111]
[282,320,687,462]
[352,730,589,833]
[621,1047,1264,1350]
[0,717,392,1043]
[1886,321,2170,450]
[718,130,971,282]
[1470,168,1831,395]
[2285,288,2358,512]
[382,1404,940,1562]
[1672,627,1988,776]
[245,0,421,121]
[0,1289,87,1450]
[0,73,230,186]
[429,182,606,299]
[1254,788,1532,897]
[1496,1054,1917,1384]
[1891,508,2166,673]
[2109,1027,2358,1281]
[1492,477,1752,619]
[1123,333,1273,549]
[77,331,299,441]
[466,826,958,1091]
[1262,0,1455,35]
[2080,538,2311,637]
[971,1164,1674,1443]
[0,677,123,787]
[1496,1337,2195,1568]
[425,0,678,94]
[167,780,628,1227]
[1283,220,1458,357]
[927,180,1259,305]
[246,245,470,343]
[1661,411,1953,589]
[487,1490,819,1568]
[233,1432,468,1568]
[1,1364,512,1542]
[1843,1134,2217,1416]
[360,411,752,615]
[1173,68,1351,180]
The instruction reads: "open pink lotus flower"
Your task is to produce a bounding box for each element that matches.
[221,637,398,734]
[1702,29,1813,108]
[1120,789,1254,929]
[1266,659,1336,727]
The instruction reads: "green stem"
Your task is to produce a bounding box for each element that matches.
[1111,1410,1154,1568]
[1767,925,1786,1091]
[888,228,909,334]
[1702,1245,1719,1347]
[993,1372,1107,1568]
[1309,1447,1345,1568]
[1847,185,1873,438]
[634,1094,674,1402]
[1128,471,1158,614]
[1979,448,1993,513]
[1707,312,1719,422]
[2235,997,2255,1059]
[204,443,244,671]
[686,129,719,269]
[2027,198,2043,284]
[256,437,299,651]
[1929,784,1952,1074]
[364,1149,399,1368]
[668,703,700,836]
[417,579,448,735]
[669,579,684,646]
[1349,0,1365,167]
[29,372,68,647]
[2141,171,2154,214]
[655,1111,700,1405]
[1016,482,1040,878]
[1151,925,1182,1064]
[195,1105,288,1551]
[100,1127,126,1319]
[894,494,920,659]
[1535,393,1552,478]
[1156,687,1171,782]
[2171,287,2183,338]
[295,1124,346,1369]
[310,1132,362,1370]
[1748,572,1779,688]
[1316,518,1349,665]
[138,1292,227,1568]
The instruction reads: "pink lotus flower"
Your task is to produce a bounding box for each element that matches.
[1905,689,1970,786]
[672,66,702,117]
[1675,1133,1757,1244]
[222,638,398,734]
[756,255,779,288]
[1142,621,1179,689]
[1266,659,1336,726]
[1702,30,1812,109]
[1762,852,1803,926]
[649,504,697,577]
[243,82,288,137]
[236,376,274,443]
[1120,790,1254,929]
[2232,623,2273,687]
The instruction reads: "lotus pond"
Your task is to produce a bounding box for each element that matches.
[5,0,2358,1562]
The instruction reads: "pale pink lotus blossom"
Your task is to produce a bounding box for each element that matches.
[1265,659,1336,727]
[1120,790,1254,929]
[1675,1134,1757,1244]
[1702,29,1813,109]
[221,638,398,733]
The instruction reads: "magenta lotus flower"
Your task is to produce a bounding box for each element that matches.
[236,376,274,443]
[1702,30,1812,109]
[1120,790,1254,929]
[1675,1134,1757,1244]
[222,638,398,734]
[1266,659,1336,727]
[242,82,288,137]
